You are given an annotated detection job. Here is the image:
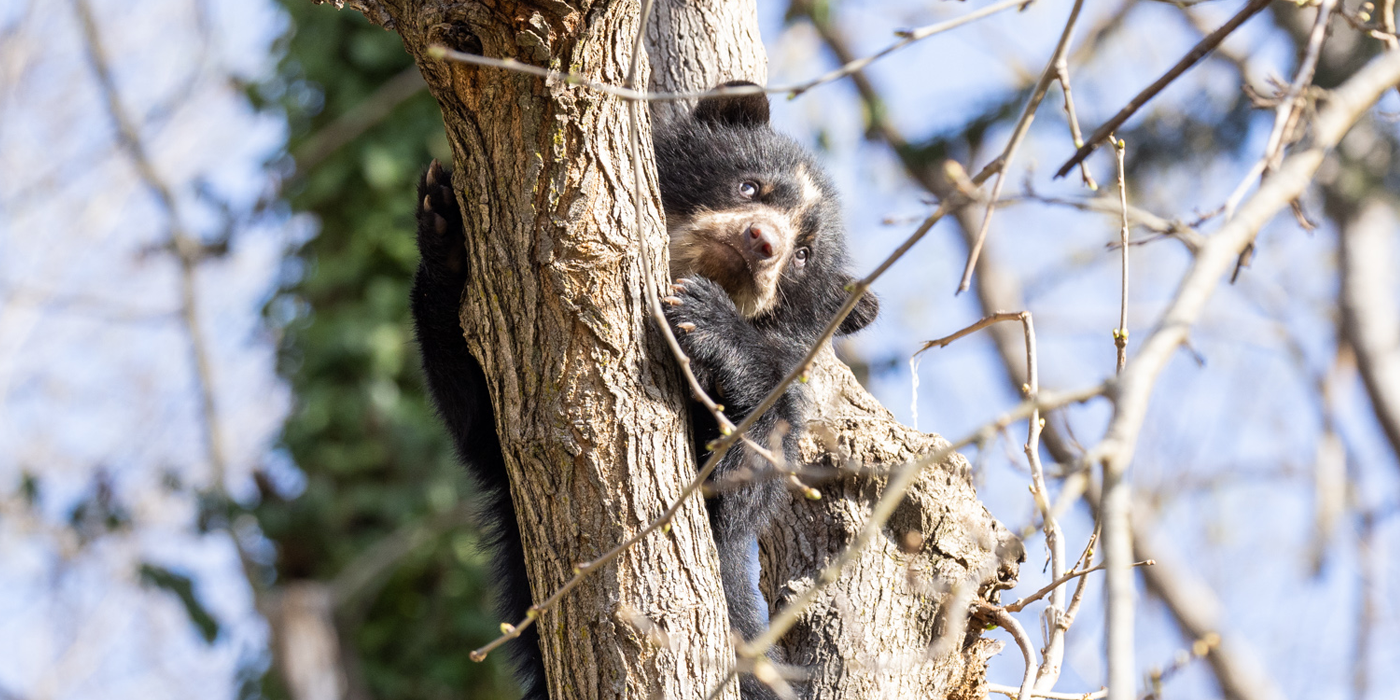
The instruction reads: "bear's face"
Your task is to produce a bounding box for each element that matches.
[666,156,835,318]
[654,88,861,326]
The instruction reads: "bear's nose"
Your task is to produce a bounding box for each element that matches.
[746,224,776,259]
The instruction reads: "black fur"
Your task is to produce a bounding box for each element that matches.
[409,84,875,700]
[411,163,546,699]
[656,83,876,699]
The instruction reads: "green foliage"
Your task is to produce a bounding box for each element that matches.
[254,4,516,698]
[140,563,221,643]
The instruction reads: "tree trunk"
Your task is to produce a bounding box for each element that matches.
[329,1,737,698]
[316,1,1018,697]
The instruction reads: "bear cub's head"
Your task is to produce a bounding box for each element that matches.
[653,82,878,336]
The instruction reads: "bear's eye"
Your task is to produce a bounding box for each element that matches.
[793,247,810,268]
[739,181,759,199]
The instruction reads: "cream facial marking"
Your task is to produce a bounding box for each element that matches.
[667,206,799,318]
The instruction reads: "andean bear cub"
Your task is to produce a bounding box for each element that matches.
[410,82,877,700]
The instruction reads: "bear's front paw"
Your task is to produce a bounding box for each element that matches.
[663,277,746,361]
[416,160,466,281]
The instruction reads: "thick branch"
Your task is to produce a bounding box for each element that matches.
[1094,47,1400,700]
[646,6,1021,697]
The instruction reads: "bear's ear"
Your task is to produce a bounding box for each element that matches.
[837,287,879,335]
[693,81,770,129]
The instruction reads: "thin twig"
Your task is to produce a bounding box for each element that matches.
[737,383,1108,659]
[1059,524,1100,632]
[1383,0,1399,49]
[1092,47,1400,700]
[914,306,1066,685]
[959,0,1086,294]
[430,0,1033,104]
[1012,309,1070,691]
[914,306,1070,695]
[293,67,426,172]
[979,601,1038,700]
[1113,137,1129,375]
[72,0,228,491]
[1223,0,1337,222]
[916,312,1027,353]
[1017,193,1205,253]
[1054,0,1273,178]
[1338,4,1399,44]
[1004,560,1153,613]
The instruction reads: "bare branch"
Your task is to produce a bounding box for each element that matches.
[1059,525,1099,633]
[294,67,426,172]
[958,0,1086,294]
[72,0,230,492]
[430,0,1033,105]
[1339,199,1400,465]
[1054,54,1097,189]
[1383,0,1399,51]
[988,683,1107,700]
[1094,51,1400,699]
[917,312,1026,353]
[738,383,1107,659]
[980,602,1038,700]
[918,309,1075,689]
[1004,560,1153,613]
[1113,137,1130,375]
[1054,0,1273,178]
[798,8,1301,698]
[1223,0,1338,222]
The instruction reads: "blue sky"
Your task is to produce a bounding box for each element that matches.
[1,0,1397,698]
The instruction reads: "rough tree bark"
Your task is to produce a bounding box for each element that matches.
[322,1,737,698]
[315,0,1018,697]
[1339,200,1400,467]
